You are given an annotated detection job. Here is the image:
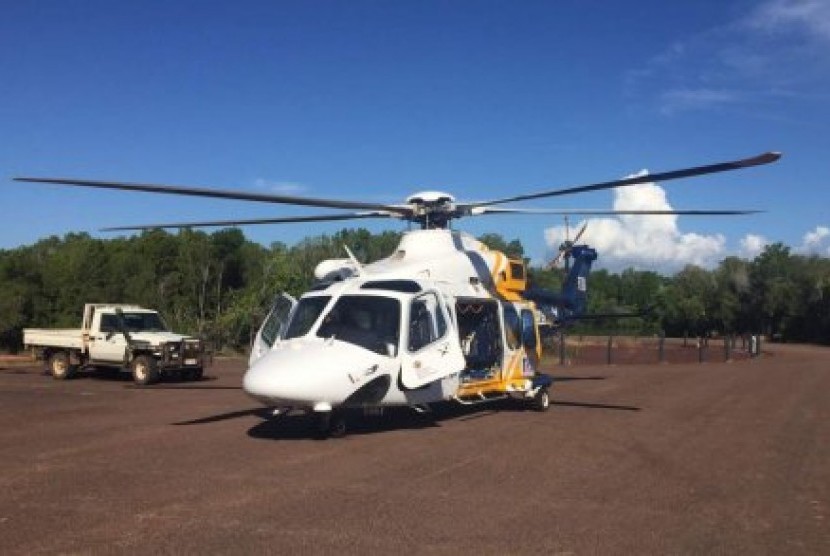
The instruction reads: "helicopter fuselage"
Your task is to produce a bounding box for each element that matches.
[243,229,545,415]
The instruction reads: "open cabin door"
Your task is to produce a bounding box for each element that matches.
[249,293,297,366]
[400,291,465,389]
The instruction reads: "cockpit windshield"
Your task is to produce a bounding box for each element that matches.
[317,295,401,356]
[283,296,331,340]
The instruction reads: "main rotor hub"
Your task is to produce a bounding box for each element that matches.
[406,191,457,229]
[406,191,456,206]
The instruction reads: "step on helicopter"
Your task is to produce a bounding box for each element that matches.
[15,151,781,437]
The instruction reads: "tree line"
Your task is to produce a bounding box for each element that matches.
[1,228,828,352]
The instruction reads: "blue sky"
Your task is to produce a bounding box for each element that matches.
[1,0,828,271]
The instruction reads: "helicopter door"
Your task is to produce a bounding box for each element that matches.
[249,293,297,366]
[400,291,465,389]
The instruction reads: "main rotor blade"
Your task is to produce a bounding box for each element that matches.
[470,151,781,208]
[472,207,763,216]
[14,177,411,215]
[99,211,397,231]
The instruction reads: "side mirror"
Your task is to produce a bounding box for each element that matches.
[521,309,537,350]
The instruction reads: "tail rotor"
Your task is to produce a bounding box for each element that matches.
[550,217,588,270]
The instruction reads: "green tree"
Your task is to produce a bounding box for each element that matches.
[478,233,524,258]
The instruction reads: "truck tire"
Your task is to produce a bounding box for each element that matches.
[48,351,75,380]
[131,355,159,386]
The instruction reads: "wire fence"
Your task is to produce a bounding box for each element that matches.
[546,334,764,366]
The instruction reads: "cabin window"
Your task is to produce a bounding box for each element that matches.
[283,296,331,340]
[520,309,537,350]
[361,280,422,293]
[308,282,332,292]
[509,261,525,280]
[502,303,521,350]
[316,295,400,356]
[408,292,447,352]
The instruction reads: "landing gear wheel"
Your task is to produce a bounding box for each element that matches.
[315,411,347,439]
[531,387,551,412]
[48,351,75,380]
[131,355,159,386]
[184,367,203,381]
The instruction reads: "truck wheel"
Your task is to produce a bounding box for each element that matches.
[531,387,551,412]
[131,355,159,386]
[48,351,75,380]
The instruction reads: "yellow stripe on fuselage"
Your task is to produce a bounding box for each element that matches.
[455,348,529,398]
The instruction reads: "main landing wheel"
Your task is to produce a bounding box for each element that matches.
[183,367,203,381]
[315,411,347,439]
[531,387,551,412]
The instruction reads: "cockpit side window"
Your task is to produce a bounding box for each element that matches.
[408,292,448,352]
[259,295,295,348]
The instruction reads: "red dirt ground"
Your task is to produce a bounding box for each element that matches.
[0,344,828,554]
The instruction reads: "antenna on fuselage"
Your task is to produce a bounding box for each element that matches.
[343,244,364,276]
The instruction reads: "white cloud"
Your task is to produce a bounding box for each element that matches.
[747,0,830,41]
[739,233,770,258]
[799,225,830,254]
[628,0,830,115]
[253,178,308,194]
[544,171,726,273]
[659,88,741,115]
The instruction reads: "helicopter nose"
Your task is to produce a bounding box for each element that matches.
[242,342,385,407]
[243,353,307,405]
[242,360,283,404]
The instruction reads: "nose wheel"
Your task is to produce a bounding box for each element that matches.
[315,410,347,439]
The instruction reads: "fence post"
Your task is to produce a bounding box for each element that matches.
[658,330,666,363]
[559,332,566,365]
[606,335,613,365]
[698,337,705,363]
[724,335,731,362]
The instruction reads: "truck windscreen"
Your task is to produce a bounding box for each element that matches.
[121,312,168,332]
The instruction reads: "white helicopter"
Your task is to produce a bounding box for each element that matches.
[15,151,780,436]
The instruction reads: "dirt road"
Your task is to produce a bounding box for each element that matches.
[1,345,828,554]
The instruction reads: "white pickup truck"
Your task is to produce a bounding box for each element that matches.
[24,304,207,385]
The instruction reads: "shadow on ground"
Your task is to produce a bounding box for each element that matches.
[170,394,641,440]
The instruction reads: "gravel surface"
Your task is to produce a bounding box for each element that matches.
[1,345,828,554]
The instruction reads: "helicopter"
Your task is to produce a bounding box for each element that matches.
[14,151,780,437]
